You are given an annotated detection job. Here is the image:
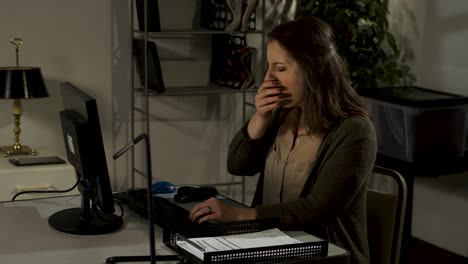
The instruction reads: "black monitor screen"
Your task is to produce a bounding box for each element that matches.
[48,82,122,235]
[60,82,114,213]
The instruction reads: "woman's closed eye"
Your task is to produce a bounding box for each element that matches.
[275,65,286,72]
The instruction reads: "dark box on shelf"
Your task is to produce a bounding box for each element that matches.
[360,86,468,163]
[210,35,257,89]
[200,0,257,31]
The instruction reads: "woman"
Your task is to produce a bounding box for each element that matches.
[189,16,376,264]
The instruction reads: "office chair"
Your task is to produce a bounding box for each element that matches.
[367,166,407,264]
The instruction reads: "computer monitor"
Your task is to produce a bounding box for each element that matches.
[48,82,123,235]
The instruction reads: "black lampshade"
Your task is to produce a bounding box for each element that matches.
[0,67,49,99]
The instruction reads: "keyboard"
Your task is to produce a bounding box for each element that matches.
[152,196,193,229]
[114,189,279,245]
[114,189,194,229]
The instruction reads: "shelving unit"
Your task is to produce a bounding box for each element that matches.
[134,29,263,37]
[134,85,257,96]
[130,0,265,204]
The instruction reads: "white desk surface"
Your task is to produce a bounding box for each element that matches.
[0,195,348,264]
[0,195,176,264]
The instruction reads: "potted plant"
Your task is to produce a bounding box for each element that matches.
[297,0,415,90]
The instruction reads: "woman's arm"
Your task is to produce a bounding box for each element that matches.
[226,120,275,176]
[227,79,286,175]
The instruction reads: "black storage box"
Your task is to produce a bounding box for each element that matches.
[360,86,468,162]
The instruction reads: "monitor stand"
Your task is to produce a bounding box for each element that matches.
[48,187,123,235]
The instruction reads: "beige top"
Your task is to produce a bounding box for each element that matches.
[263,111,322,204]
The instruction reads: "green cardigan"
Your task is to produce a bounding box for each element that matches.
[227,111,376,264]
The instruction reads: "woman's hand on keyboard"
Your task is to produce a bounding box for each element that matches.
[189,197,257,224]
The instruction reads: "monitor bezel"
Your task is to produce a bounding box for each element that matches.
[60,81,115,214]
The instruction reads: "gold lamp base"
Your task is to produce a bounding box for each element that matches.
[0,145,36,157]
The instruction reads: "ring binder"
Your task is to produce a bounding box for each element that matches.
[164,220,329,263]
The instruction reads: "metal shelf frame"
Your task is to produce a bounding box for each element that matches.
[130,0,266,204]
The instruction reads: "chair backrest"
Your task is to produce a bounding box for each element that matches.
[367,166,407,264]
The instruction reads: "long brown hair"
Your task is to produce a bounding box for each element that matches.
[268,16,369,136]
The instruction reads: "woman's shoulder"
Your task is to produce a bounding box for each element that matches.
[332,115,376,141]
[341,115,374,129]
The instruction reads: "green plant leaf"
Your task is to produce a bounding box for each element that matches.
[369,1,377,17]
[298,0,415,88]
[386,32,400,57]
[345,9,354,17]
[305,0,315,10]
[356,0,366,8]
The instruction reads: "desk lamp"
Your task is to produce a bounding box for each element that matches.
[0,38,49,157]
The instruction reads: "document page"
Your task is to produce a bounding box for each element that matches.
[176,228,302,261]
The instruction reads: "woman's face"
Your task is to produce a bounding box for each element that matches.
[265,40,306,109]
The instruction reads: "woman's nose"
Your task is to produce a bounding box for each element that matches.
[264,69,276,81]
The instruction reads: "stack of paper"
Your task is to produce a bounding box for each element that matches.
[176,228,302,261]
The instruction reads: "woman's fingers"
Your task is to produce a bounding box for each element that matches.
[189,197,221,223]
[189,198,257,224]
[259,79,278,91]
[256,93,282,106]
[193,209,213,223]
[258,80,281,94]
[256,92,290,113]
[190,203,210,222]
[256,88,282,101]
[195,211,218,224]
[255,81,283,112]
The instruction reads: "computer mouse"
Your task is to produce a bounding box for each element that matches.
[173,186,218,203]
[151,181,176,194]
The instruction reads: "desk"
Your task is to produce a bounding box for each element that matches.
[0,154,78,202]
[0,195,176,264]
[0,195,348,264]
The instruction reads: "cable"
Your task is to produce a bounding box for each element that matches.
[11,177,80,201]
[115,201,124,218]
[93,199,125,222]
[12,178,125,221]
